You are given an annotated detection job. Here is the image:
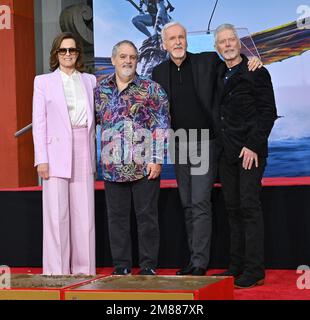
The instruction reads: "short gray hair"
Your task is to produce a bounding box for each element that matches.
[214,23,239,43]
[161,21,187,42]
[112,40,138,58]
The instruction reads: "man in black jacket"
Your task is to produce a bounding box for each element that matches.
[152,21,261,276]
[213,24,277,288]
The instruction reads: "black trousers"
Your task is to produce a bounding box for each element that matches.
[173,139,217,269]
[104,176,160,269]
[219,154,266,278]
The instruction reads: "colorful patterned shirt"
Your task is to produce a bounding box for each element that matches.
[95,73,170,182]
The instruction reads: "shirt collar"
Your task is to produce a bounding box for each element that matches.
[170,53,190,68]
[59,68,79,81]
[226,60,242,72]
[106,73,141,88]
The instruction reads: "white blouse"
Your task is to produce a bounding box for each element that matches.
[60,69,88,127]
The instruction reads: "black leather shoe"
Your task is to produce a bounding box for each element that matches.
[176,265,193,275]
[139,268,156,276]
[234,275,265,289]
[192,267,207,276]
[112,267,131,275]
[212,270,242,278]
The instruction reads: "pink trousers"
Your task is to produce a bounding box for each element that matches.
[42,128,96,275]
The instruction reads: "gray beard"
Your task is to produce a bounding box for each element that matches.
[121,68,135,77]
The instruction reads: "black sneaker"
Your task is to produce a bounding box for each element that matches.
[112,267,131,275]
[139,268,156,276]
[234,275,265,289]
[191,267,207,276]
[176,264,193,275]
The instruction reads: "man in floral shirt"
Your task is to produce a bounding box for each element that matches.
[95,40,170,276]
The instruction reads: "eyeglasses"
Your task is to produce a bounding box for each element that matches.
[57,48,79,56]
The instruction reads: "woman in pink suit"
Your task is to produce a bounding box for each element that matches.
[32,32,97,275]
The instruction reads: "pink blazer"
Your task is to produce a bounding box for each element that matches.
[32,69,97,178]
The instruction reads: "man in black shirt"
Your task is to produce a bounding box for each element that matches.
[213,24,277,288]
[152,21,261,276]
